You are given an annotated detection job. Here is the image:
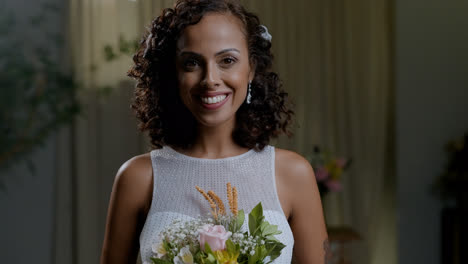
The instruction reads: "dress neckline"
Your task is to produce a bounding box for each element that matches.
[164,145,257,162]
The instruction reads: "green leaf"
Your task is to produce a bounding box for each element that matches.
[103,45,117,61]
[248,213,258,236]
[228,219,236,233]
[264,241,286,261]
[162,240,171,250]
[204,242,214,255]
[247,252,259,264]
[247,245,268,264]
[150,258,172,264]
[248,203,264,236]
[226,239,236,254]
[250,203,263,220]
[237,209,245,230]
[265,236,280,242]
[162,241,175,259]
[259,221,268,233]
[200,243,218,264]
[262,223,282,237]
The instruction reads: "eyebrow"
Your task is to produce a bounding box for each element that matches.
[178,48,240,57]
[215,48,240,56]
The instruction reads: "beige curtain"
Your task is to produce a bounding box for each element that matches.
[55,0,169,263]
[241,1,396,264]
[240,1,396,264]
[58,0,395,263]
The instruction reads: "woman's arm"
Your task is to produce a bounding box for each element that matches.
[276,149,329,263]
[100,154,153,264]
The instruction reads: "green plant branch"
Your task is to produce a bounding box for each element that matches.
[0,81,45,166]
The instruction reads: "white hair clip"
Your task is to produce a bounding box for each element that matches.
[259,25,272,42]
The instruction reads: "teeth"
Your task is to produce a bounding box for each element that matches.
[201,94,227,104]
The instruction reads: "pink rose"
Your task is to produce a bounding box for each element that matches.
[325,179,343,192]
[315,166,329,181]
[198,224,232,251]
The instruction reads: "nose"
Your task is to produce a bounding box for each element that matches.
[201,62,220,88]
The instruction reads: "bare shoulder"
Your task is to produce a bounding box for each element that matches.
[117,153,152,180]
[101,153,153,263]
[275,148,315,184]
[274,148,318,219]
[113,152,153,212]
[116,153,152,187]
[274,148,327,263]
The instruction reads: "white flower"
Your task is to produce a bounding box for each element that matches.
[151,241,167,258]
[260,25,272,42]
[174,246,194,264]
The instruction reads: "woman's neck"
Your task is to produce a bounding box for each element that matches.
[179,118,249,159]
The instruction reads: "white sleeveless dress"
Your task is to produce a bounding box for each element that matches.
[139,145,294,263]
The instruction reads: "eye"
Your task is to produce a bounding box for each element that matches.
[183,58,200,70]
[220,56,237,66]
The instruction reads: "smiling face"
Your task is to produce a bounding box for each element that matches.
[176,12,254,128]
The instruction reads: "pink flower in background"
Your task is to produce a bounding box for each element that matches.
[198,224,231,251]
[336,158,347,168]
[325,179,343,192]
[309,147,351,196]
[315,166,329,181]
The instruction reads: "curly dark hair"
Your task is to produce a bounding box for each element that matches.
[128,0,294,151]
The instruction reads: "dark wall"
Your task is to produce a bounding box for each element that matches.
[396,0,468,263]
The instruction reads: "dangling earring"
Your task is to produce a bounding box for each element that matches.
[246,81,252,104]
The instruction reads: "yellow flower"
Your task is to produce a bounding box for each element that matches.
[213,250,239,264]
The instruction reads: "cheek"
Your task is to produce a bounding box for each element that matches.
[176,76,192,107]
[224,63,250,83]
[224,69,248,91]
[177,72,199,94]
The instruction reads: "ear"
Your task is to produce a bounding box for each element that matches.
[248,60,256,82]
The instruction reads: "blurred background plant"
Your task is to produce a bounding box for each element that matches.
[307,146,352,198]
[103,36,139,65]
[431,132,468,208]
[0,2,138,188]
[0,3,80,184]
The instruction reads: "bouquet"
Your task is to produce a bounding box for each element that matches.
[307,146,352,198]
[150,183,285,264]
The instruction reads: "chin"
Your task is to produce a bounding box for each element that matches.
[194,114,236,128]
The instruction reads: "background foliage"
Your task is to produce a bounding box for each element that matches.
[0,2,137,188]
[0,4,80,186]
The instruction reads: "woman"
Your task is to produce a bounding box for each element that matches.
[101,0,328,263]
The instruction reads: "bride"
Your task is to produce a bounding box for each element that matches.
[101,0,328,263]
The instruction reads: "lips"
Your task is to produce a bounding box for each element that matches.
[196,92,231,110]
[199,91,230,96]
[200,94,227,104]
